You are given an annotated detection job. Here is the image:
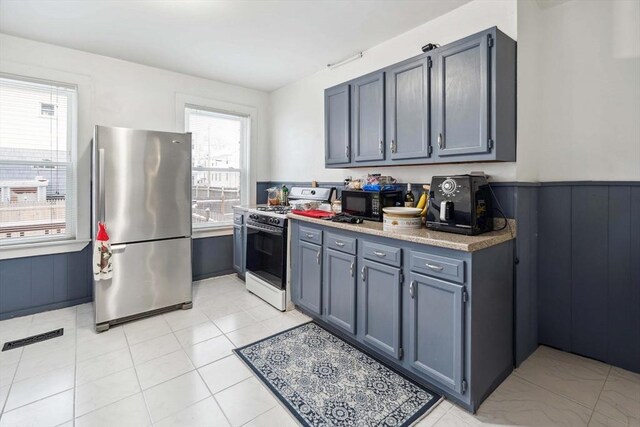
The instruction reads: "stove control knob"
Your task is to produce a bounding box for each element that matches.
[270,218,279,224]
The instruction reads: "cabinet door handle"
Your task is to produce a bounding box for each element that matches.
[390,140,396,153]
[373,251,386,258]
[361,266,367,281]
[350,262,354,277]
[409,280,415,298]
[345,145,349,159]
[438,133,443,149]
[306,233,315,238]
[379,140,383,154]
[316,252,321,265]
[426,263,444,271]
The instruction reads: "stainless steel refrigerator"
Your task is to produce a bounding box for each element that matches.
[92,125,192,332]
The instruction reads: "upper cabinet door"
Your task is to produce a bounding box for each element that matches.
[325,83,351,165]
[435,32,491,157]
[352,72,385,162]
[386,56,431,160]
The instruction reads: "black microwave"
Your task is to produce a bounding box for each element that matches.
[341,190,404,221]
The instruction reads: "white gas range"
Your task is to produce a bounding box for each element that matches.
[244,187,334,311]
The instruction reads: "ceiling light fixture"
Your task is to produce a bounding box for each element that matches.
[327,52,363,70]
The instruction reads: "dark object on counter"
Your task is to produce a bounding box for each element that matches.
[331,213,364,224]
[426,175,493,235]
[421,43,439,52]
[341,189,403,222]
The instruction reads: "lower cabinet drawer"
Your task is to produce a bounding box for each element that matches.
[325,232,356,254]
[362,241,401,267]
[410,251,465,283]
[300,225,323,245]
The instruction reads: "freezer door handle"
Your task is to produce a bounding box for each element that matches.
[98,148,105,222]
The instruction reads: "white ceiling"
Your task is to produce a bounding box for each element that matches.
[0,0,469,91]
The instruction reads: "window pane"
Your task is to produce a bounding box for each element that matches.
[0,77,72,163]
[0,76,76,244]
[0,163,69,241]
[186,105,245,227]
[192,171,240,226]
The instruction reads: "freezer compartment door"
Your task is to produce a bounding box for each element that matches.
[94,125,191,244]
[94,237,192,324]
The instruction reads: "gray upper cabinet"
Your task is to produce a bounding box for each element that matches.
[325,83,351,165]
[359,258,402,359]
[434,32,489,157]
[324,26,515,168]
[408,272,465,393]
[297,240,323,315]
[352,72,385,162]
[386,56,432,160]
[324,248,357,334]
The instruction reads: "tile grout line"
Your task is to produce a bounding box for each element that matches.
[586,365,612,426]
[511,370,607,412]
[0,313,33,418]
[72,306,78,427]
[121,319,155,426]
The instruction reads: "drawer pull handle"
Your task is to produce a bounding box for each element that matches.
[426,263,444,271]
[409,280,415,298]
[373,251,386,258]
[305,233,315,239]
[350,262,354,277]
[335,241,345,247]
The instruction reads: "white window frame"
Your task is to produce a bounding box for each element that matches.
[0,73,79,249]
[176,93,254,237]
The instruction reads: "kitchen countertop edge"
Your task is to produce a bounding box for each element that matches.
[287,213,516,252]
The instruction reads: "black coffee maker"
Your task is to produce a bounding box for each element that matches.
[426,175,493,235]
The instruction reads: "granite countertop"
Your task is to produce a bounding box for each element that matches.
[287,213,516,252]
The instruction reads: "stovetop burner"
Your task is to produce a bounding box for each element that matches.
[256,205,292,214]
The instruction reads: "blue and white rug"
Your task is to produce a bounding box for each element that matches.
[234,322,441,427]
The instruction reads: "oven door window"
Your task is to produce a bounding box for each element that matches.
[246,226,285,289]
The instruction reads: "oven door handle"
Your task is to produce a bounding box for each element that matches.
[246,223,284,236]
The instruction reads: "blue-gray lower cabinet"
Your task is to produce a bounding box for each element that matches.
[407,272,465,394]
[289,219,514,413]
[232,209,246,278]
[324,248,357,334]
[297,240,323,316]
[359,258,402,360]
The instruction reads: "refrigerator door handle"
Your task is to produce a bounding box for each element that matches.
[111,244,127,252]
[98,148,106,223]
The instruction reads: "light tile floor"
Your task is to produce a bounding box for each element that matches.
[0,274,637,427]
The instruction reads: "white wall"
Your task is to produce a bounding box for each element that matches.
[0,34,270,244]
[268,0,517,184]
[516,0,640,181]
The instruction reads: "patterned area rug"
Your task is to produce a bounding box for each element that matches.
[234,322,441,427]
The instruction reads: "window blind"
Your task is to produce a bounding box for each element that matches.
[0,75,77,244]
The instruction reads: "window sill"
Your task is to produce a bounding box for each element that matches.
[193,226,234,239]
[0,239,91,261]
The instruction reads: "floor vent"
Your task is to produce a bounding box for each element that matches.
[2,328,64,351]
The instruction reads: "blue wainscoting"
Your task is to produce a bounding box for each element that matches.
[538,183,640,373]
[0,235,234,320]
[0,245,92,320]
